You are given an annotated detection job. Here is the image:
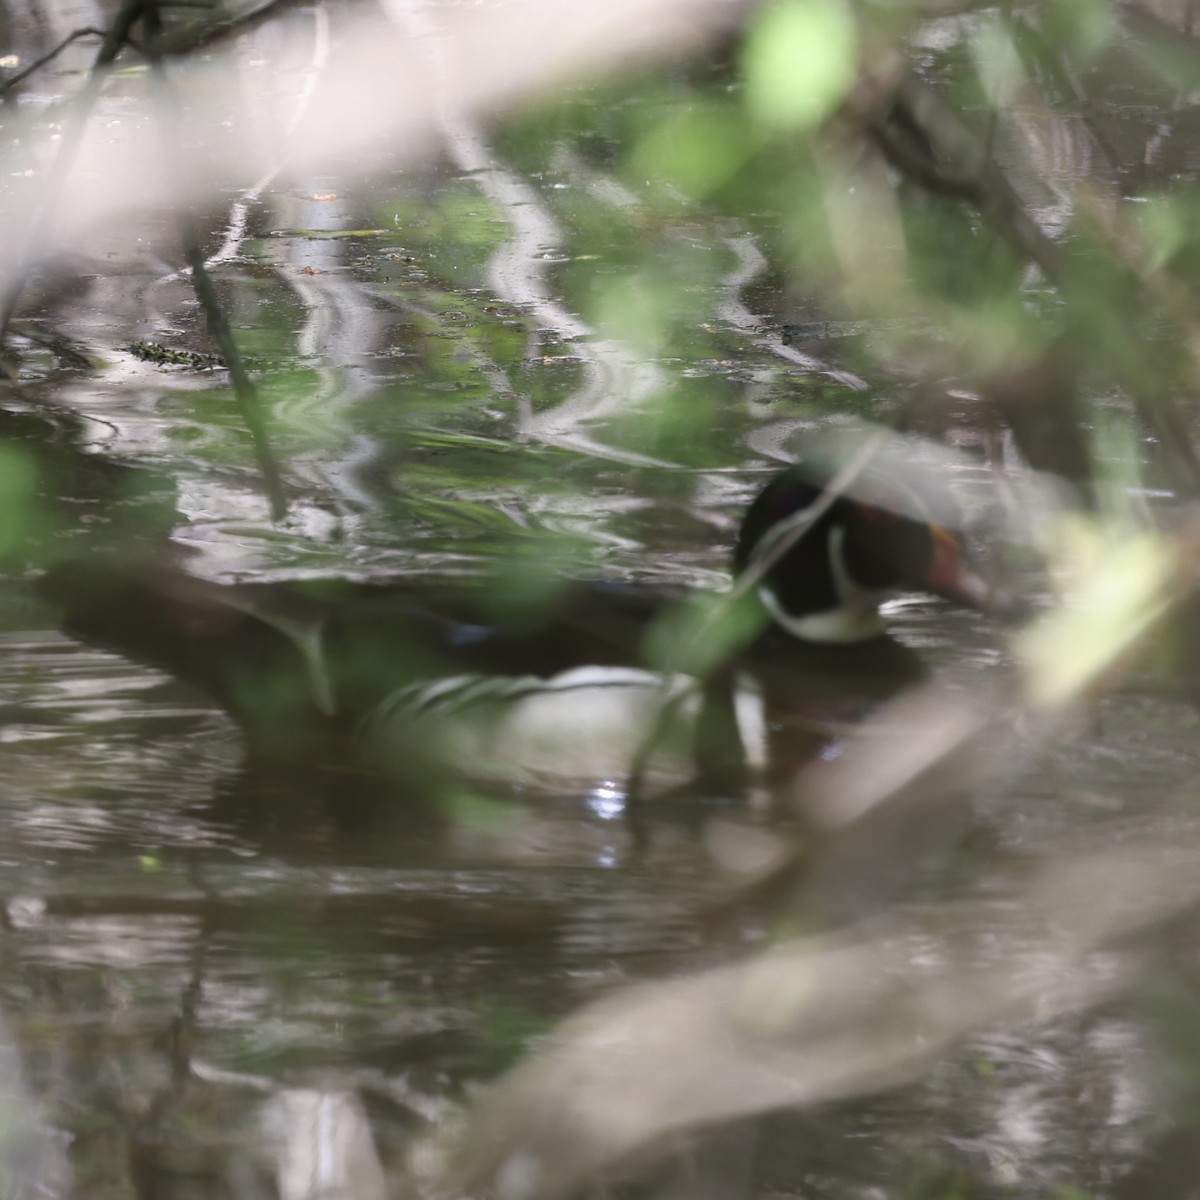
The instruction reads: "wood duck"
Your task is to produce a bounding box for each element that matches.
[38,458,1003,800]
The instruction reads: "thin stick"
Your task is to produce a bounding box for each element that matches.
[0,28,106,97]
[143,0,288,520]
[151,0,304,56]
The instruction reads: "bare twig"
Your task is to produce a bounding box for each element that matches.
[8,319,95,369]
[0,28,106,98]
[150,0,306,56]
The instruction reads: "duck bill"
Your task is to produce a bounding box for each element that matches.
[923,523,1011,617]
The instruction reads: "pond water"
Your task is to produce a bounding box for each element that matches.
[5,2,1200,1197]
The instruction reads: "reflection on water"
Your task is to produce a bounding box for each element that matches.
[9,4,1200,1196]
[5,587,1200,1196]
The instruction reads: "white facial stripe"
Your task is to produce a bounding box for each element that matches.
[828,523,889,612]
[757,584,886,643]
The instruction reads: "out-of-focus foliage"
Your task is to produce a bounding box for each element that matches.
[743,0,859,131]
[11,0,1200,1198]
[0,444,42,563]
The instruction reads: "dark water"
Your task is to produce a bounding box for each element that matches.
[5,3,1200,1198]
[6,605,1200,1198]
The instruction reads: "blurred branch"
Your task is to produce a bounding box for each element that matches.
[0,28,106,99]
[451,824,1200,1199]
[859,67,1200,497]
[865,74,1064,278]
[143,0,288,519]
[879,0,1008,12]
[0,0,143,344]
[151,0,307,56]
[450,513,1200,1197]
[0,0,752,277]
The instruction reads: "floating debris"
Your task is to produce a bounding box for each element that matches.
[129,341,225,370]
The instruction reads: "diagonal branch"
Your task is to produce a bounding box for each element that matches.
[142,0,288,520]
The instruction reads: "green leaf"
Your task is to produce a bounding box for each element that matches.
[632,104,756,197]
[643,590,769,678]
[1042,0,1115,68]
[0,445,39,561]
[971,21,1026,106]
[742,0,859,132]
[1016,527,1174,710]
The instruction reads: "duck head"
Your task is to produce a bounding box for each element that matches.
[734,462,993,644]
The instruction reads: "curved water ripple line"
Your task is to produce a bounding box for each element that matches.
[718,234,870,392]
[394,1,676,471]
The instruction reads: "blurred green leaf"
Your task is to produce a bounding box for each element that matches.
[1041,0,1116,68]
[1137,193,1188,274]
[971,20,1026,107]
[0,445,39,562]
[591,269,672,356]
[632,103,756,198]
[1017,527,1174,709]
[441,790,526,834]
[482,528,594,625]
[742,0,859,131]
[643,588,768,677]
